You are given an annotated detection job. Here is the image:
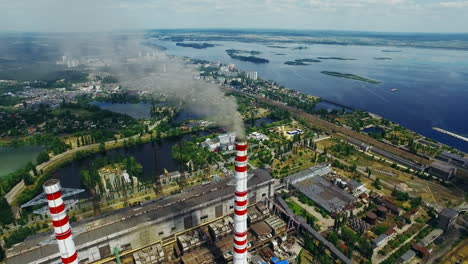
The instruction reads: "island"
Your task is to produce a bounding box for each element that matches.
[382,50,402,53]
[285,58,321,65]
[317,57,356,61]
[321,71,382,84]
[374,57,392,60]
[225,49,269,63]
[267,45,288,49]
[275,53,286,55]
[293,46,308,50]
[176,42,215,49]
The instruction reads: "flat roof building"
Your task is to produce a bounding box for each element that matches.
[289,166,356,214]
[428,161,457,182]
[6,169,274,264]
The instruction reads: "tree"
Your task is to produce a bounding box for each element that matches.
[36,151,50,164]
[0,243,5,261]
[0,197,14,225]
[99,142,106,153]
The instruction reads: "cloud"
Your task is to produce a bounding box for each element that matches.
[0,0,467,32]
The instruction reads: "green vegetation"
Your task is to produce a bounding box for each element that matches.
[4,226,38,248]
[101,75,119,83]
[303,234,334,264]
[176,42,215,49]
[172,139,221,172]
[287,198,320,229]
[284,59,321,65]
[317,57,356,60]
[80,155,142,193]
[225,49,269,63]
[0,197,14,225]
[0,102,141,139]
[374,57,392,60]
[321,71,382,84]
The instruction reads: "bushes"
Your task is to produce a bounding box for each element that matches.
[4,226,36,248]
[0,197,14,225]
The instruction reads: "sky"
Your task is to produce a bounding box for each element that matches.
[0,0,467,33]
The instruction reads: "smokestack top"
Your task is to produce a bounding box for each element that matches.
[235,136,247,145]
[44,179,60,187]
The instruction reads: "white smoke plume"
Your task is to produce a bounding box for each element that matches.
[0,0,246,137]
[119,53,246,137]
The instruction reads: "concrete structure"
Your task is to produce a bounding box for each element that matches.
[233,138,249,264]
[6,169,274,264]
[438,208,459,231]
[246,71,258,81]
[347,179,367,196]
[366,212,377,225]
[399,250,416,263]
[287,165,355,214]
[372,234,389,248]
[377,205,388,218]
[43,179,78,264]
[428,161,457,181]
[437,151,468,169]
[285,164,332,186]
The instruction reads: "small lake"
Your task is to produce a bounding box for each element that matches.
[173,108,207,123]
[363,126,385,134]
[313,101,352,112]
[246,117,278,127]
[52,132,212,196]
[91,101,151,119]
[0,146,43,178]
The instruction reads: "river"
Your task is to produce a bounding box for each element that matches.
[154,40,468,152]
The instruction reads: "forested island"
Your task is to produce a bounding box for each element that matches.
[317,57,356,61]
[267,45,287,49]
[225,49,269,63]
[374,57,392,60]
[284,58,321,65]
[321,71,382,84]
[176,43,215,49]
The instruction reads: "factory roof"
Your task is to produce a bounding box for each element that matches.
[439,151,468,163]
[373,234,388,245]
[419,228,443,247]
[293,175,355,214]
[429,161,457,173]
[399,250,416,263]
[251,221,273,237]
[6,169,273,264]
[347,179,363,190]
[439,208,459,219]
[285,163,332,185]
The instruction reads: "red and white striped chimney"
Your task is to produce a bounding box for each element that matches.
[233,137,248,264]
[43,179,79,264]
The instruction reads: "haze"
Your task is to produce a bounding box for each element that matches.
[1,0,467,33]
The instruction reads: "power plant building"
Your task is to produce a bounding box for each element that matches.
[6,169,274,264]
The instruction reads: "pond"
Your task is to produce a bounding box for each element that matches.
[0,146,43,178]
[363,126,385,134]
[52,132,212,196]
[91,101,152,119]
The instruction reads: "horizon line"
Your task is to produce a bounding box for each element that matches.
[1,28,468,35]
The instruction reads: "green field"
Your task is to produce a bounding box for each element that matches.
[321,71,382,84]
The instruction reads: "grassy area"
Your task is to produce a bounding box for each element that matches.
[272,147,317,178]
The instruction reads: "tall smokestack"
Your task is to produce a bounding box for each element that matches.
[233,137,248,264]
[43,179,79,264]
